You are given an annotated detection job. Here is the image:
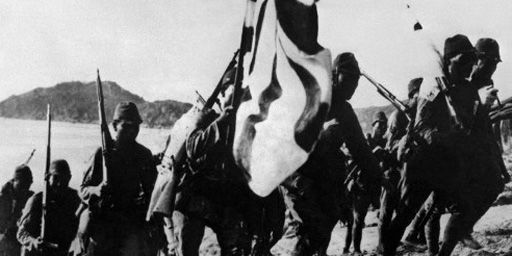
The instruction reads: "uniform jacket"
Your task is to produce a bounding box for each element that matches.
[284,101,381,216]
[413,79,505,191]
[0,181,33,252]
[17,188,80,256]
[80,143,157,224]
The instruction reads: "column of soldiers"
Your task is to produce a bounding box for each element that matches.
[0,34,509,256]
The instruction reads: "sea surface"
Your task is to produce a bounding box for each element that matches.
[0,118,169,191]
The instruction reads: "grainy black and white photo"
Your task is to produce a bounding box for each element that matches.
[0,0,511,256]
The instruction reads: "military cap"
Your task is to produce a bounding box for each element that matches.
[48,159,71,178]
[408,77,423,99]
[475,38,501,62]
[113,101,142,124]
[333,52,360,77]
[372,111,388,126]
[13,164,33,182]
[444,34,476,60]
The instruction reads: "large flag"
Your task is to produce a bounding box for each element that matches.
[234,0,332,197]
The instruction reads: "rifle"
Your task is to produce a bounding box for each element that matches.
[75,70,114,216]
[96,69,114,208]
[226,0,256,149]
[205,50,240,109]
[361,71,413,121]
[361,71,425,154]
[195,90,207,108]
[23,149,36,165]
[150,51,240,233]
[40,104,51,251]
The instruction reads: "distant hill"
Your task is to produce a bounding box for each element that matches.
[0,81,192,128]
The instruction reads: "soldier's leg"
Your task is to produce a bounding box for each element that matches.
[352,194,370,253]
[377,168,401,252]
[425,211,441,256]
[403,195,430,245]
[459,180,503,249]
[420,192,446,255]
[214,207,251,256]
[86,217,123,256]
[271,180,336,256]
[173,211,206,256]
[342,206,353,253]
[249,189,286,256]
[265,190,286,253]
[383,165,431,256]
[436,190,478,256]
[118,223,153,256]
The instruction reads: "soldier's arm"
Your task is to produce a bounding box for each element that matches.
[338,102,381,179]
[79,147,103,205]
[16,193,42,248]
[385,110,407,151]
[413,95,448,145]
[0,186,11,233]
[186,121,223,161]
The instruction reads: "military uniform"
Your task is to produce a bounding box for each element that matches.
[79,143,157,256]
[272,101,380,256]
[383,35,506,256]
[0,177,33,256]
[377,107,410,252]
[77,102,158,256]
[169,115,252,256]
[17,188,80,256]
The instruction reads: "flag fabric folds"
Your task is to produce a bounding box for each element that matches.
[234,0,332,197]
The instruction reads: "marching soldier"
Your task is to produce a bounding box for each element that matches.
[166,89,253,256]
[461,36,509,245]
[150,66,283,256]
[377,77,422,253]
[384,34,506,256]
[0,165,34,256]
[79,102,158,256]
[367,112,388,150]
[17,159,80,256]
[403,37,509,254]
[272,52,381,256]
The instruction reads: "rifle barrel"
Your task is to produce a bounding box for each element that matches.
[41,104,51,240]
[204,50,240,109]
[24,149,36,165]
[195,90,207,106]
[361,70,411,120]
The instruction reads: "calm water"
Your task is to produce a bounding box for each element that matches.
[0,118,169,191]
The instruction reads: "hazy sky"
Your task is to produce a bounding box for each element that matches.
[0,0,511,108]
